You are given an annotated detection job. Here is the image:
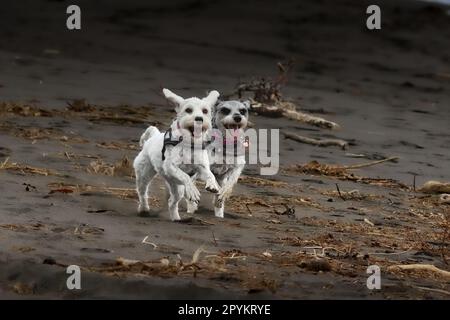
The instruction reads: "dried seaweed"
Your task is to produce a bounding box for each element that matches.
[227,194,328,215]
[86,156,134,177]
[0,222,45,232]
[66,99,96,112]
[238,175,289,188]
[0,102,53,117]
[47,182,150,201]
[0,157,60,176]
[0,125,88,143]
[96,141,139,151]
[320,188,381,201]
[286,160,409,189]
[1,101,160,127]
[66,100,159,125]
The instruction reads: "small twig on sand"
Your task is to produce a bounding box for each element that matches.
[368,249,412,256]
[335,183,345,201]
[142,236,158,249]
[343,156,399,170]
[0,157,9,169]
[192,246,205,264]
[211,232,218,247]
[345,153,367,158]
[413,174,417,192]
[388,264,450,279]
[301,246,346,258]
[283,131,348,150]
[364,218,375,227]
[245,204,253,216]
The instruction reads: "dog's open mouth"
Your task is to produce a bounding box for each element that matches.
[224,124,243,130]
[187,124,207,137]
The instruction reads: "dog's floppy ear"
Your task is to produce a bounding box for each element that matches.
[163,88,184,110]
[203,90,220,107]
[213,99,223,111]
[242,100,251,109]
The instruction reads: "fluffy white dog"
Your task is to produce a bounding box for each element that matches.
[133,88,221,221]
[187,100,250,218]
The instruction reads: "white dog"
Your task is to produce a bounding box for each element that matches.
[133,88,221,221]
[187,100,250,218]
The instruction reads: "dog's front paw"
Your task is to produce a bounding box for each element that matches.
[186,200,198,214]
[205,179,220,194]
[185,183,201,203]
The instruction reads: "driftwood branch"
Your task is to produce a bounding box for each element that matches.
[414,286,450,296]
[253,103,340,130]
[440,194,450,204]
[388,264,450,279]
[283,109,340,130]
[227,60,340,130]
[419,181,450,194]
[283,131,348,150]
[343,156,399,170]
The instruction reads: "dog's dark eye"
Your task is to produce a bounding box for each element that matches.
[202,108,208,114]
[185,108,193,114]
[239,109,247,115]
[221,108,230,115]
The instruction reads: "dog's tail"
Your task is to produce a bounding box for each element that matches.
[139,126,160,147]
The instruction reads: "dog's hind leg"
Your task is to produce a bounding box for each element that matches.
[213,198,225,218]
[134,153,156,213]
[167,182,184,221]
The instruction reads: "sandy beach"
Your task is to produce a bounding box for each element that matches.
[0,0,449,299]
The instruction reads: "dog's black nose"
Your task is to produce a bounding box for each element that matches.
[194,116,203,122]
[233,115,242,123]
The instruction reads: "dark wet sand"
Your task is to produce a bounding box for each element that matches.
[0,0,449,299]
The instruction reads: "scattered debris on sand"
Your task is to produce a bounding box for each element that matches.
[12,283,35,295]
[238,175,289,188]
[65,99,160,126]
[1,100,162,127]
[86,156,134,177]
[47,182,146,201]
[286,159,408,189]
[0,124,88,144]
[96,141,139,151]
[0,102,53,117]
[0,157,60,176]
